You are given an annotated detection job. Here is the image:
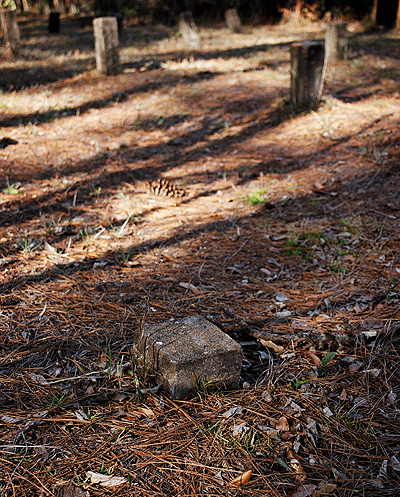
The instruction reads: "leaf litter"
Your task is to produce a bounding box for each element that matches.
[0,15,399,497]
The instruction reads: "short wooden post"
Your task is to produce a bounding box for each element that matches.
[93,16,121,75]
[325,21,347,63]
[48,12,60,33]
[291,41,325,110]
[0,9,20,56]
[178,11,201,49]
[224,8,242,33]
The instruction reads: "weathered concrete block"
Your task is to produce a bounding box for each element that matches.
[136,315,242,399]
[325,21,347,63]
[225,8,242,33]
[93,16,121,75]
[178,11,201,50]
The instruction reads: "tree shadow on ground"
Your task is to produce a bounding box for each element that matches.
[0,63,92,93]
[1,156,398,299]
[0,69,220,127]
[0,112,395,260]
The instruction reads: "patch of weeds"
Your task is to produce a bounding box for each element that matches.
[2,181,19,195]
[303,231,326,242]
[120,248,132,263]
[242,189,269,206]
[73,472,89,486]
[17,236,42,253]
[286,230,328,259]
[339,217,361,235]
[204,420,224,439]
[89,186,102,196]
[42,392,67,409]
[334,411,373,438]
[99,461,114,475]
[292,378,308,391]
[285,234,302,257]
[44,115,56,123]
[194,376,225,396]
[335,236,348,247]
[85,408,100,421]
[116,214,134,238]
[79,225,94,247]
[235,429,257,456]
[330,261,348,274]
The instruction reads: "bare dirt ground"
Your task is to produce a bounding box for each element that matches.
[0,15,400,497]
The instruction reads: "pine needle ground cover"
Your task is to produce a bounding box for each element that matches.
[0,16,399,497]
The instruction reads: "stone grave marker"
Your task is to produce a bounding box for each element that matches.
[93,16,121,75]
[291,41,325,110]
[0,9,20,56]
[225,8,242,33]
[178,11,201,49]
[325,21,348,63]
[135,315,242,399]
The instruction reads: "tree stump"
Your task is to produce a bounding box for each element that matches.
[178,11,201,49]
[93,17,121,75]
[325,21,347,63]
[224,8,242,33]
[48,12,60,33]
[291,41,325,111]
[0,9,20,56]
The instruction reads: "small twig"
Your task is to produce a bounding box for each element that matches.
[223,237,250,265]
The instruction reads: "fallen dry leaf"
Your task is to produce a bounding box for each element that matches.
[229,469,252,486]
[390,455,400,472]
[259,339,285,354]
[133,406,156,418]
[87,471,128,488]
[276,415,290,432]
[288,449,306,481]
[377,459,388,478]
[221,406,244,418]
[54,483,89,497]
[308,351,322,367]
[262,390,273,403]
[312,482,338,496]
[314,180,325,190]
[232,424,250,437]
[30,373,49,386]
[291,484,317,497]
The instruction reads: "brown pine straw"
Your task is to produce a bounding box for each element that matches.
[1,16,400,497]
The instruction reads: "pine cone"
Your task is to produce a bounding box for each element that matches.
[146,179,186,198]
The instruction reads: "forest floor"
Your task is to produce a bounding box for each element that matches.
[0,14,400,497]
